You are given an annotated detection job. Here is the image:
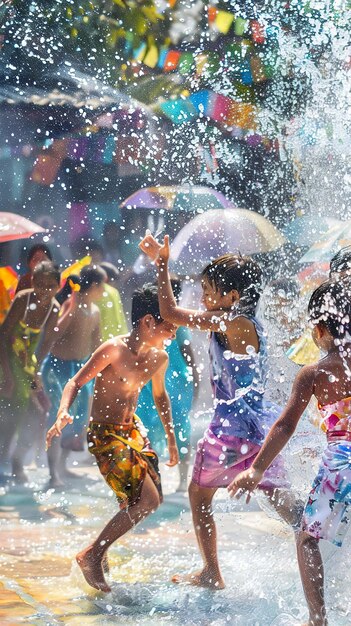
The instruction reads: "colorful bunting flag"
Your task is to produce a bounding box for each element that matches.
[164,50,181,72]
[251,20,266,44]
[143,44,159,68]
[215,10,234,34]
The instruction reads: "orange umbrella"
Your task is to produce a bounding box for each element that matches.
[0,212,45,242]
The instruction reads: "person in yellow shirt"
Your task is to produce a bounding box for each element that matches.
[98,262,128,340]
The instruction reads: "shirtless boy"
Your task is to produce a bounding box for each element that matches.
[46,284,179,592]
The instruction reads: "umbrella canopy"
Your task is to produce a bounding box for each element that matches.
[299,220,351,264]
[0,212,45,243]
[120,185,234,212]
[284,215,340,247]
[170,208,285,274]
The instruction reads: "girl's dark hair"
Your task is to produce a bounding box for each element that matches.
[56,274,80,304]
[329,246,351,277]
[201,253,262,313]
[32,261,60,284]
[100,262,119,284]
[27,243,53,264]
[131,284,163,328]
[79,265,106,292]
[57,266,106,303]
[308,279,351,340]
[170,276,182,304]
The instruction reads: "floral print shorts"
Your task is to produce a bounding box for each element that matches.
[302,441,351,547]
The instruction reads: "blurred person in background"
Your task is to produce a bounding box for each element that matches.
[41,265,105,489]
[0,261,61,483]
[70,237,104,265]
[98,262,128,340]
[16,244,53,293]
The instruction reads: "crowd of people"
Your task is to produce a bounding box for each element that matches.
[2,223,351,626]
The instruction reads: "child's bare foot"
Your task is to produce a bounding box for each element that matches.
[44,478,65,491]
[76,547,111,593]
[172,568,225,590]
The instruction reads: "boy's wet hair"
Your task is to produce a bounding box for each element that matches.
[308,279,351,340]
[27,243,53,264]
[79,265,106,293]
[131,284,163,328]
[329,246,351,277]
[32,261,60,284]
[201,253,262,312]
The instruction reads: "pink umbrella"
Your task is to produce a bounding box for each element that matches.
[0,212,45,243]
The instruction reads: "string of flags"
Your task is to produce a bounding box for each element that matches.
[158,89,258,131]
[132,6,279,83]
[133,41,277,84]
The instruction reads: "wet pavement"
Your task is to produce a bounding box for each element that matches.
[1,460,351,626]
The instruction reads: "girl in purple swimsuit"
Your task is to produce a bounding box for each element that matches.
[140,233,301,591]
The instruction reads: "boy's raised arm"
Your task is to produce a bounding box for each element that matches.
[227,365,316,499]
[46,340,115,448]
[151,353,179,467]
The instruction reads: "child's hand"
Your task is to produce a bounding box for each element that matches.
[158,235,170,263]
[46,410,73,449]
[227,467,263,503]
[166,441,179,467]
[139,232,162,262]
[139,233,171,264]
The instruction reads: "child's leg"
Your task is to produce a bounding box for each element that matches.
[46,438,64,488]
[12,403,43,481]
[177,450,190,492]
[172,480,224,589]
[296,531,327,626]
[76,471,161,592]
[0,405,21,477]
[264,487,304,528]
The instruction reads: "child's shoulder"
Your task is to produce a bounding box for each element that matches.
[150,346,169,364]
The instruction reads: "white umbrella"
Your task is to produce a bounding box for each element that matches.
[170,208,285,274]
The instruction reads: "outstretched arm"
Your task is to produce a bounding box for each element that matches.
[46,340,115,448]
[151,354,179,467]
[227,365,316,500]
[140,234,238,332]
